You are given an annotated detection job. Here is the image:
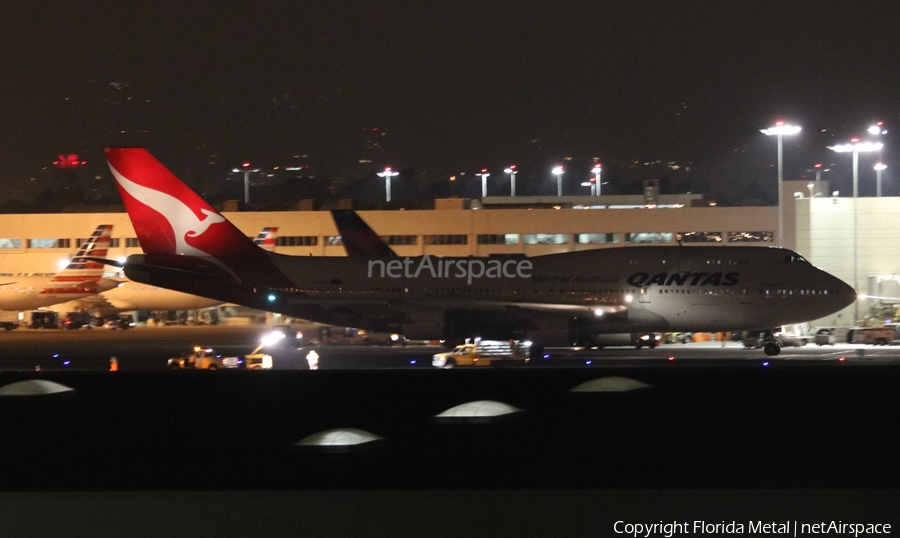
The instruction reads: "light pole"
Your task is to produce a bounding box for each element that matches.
[828,139,884,323]
[233,163,260,204]
[760,121,801,247]
[503,165,517,197]
[477,168,490,198]
[552,165,564,197]
[807,163,831,182]
[591,164,602,196]
[803,164,831,197]
[377,167,399,202]
[874,162,887,197]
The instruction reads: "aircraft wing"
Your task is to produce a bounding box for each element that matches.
[303,297,645,336]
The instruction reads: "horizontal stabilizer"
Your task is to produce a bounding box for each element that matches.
[81,257,125,268]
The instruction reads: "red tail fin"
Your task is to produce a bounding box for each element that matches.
[105,148,260,259]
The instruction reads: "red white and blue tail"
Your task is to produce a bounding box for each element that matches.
[254,227,279,252]
[50,224,113,284]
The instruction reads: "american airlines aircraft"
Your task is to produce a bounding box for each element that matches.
[0,224,118,311]
[102,147,856,356]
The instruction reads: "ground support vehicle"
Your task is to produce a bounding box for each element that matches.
[0,311,19,331]
[664,332,693,344]
[432,340,531,368]
[847,327,897,346]
[27,311,58,329]
[168,347,240,370]
[591,333,661,349]
[742,330,783,356]
[813,327,836,346]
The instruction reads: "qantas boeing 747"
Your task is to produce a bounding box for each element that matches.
[102,147,856,356]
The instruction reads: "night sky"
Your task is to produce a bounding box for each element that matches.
[2,1,900,202]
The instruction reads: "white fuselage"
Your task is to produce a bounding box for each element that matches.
[0,276,118,311]
[100,280,222,312]
[49,279,223,315]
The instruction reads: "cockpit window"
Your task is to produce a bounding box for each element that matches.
[787,255,808,263]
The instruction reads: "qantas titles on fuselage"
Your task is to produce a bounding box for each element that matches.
[627,271,739,287]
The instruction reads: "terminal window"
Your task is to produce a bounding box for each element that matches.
[27,238,71,249]
[381,235,418,245]
[477,234,520,245]
[677,232,723,243]
[326,235,344,246]
[0,239,22,249]
[728,231,774,243]
[125,238,141,248]
[424,234,468,245]
[627,232,672,244]
[524,233,568,245]
[577,233,619,244]
[277,236,318,247]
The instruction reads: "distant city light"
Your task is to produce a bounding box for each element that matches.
[53,154,86,168]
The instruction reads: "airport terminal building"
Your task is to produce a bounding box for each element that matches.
[0,179,895,328]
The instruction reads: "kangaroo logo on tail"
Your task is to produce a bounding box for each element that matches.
[106,147,285,286]
[109,166,225,258]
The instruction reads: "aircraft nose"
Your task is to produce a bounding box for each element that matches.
[831,275,857,310]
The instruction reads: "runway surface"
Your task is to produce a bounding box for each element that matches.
[2,324,899,371]
[1,325,898,534]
